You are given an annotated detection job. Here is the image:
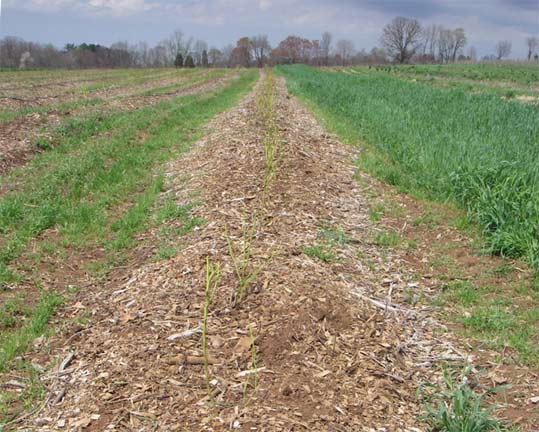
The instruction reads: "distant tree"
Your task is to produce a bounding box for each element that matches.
[496,40,512,60]
[184,54,195,67]
[201,49,209,67]
[381,16,422,63]
[19,51,33,69]
[467,46,477,63]
[193,39,208,66]
[437,27,466,63]
[231,37,252,67]
[321,32,332,66]
[420,24,438,59]
[271,35,313,64]
[165,30,193,66]
[310,39,322,65]
[175,52,183,68]
[526,36,539,61]
[251,34,271,67]
[208,47,223,67]
[368,46,388,64]
[335,39,355,66]
[221,44,234,67]
[450,28,467,62]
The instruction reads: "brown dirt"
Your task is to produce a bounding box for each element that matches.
[0,72,236,177]
[5,73,538,431]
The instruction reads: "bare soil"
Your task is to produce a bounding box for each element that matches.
[4,74,538,431]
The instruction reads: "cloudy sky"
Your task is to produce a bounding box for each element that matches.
[0,0,537,58]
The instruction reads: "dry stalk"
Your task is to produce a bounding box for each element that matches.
[242,324,259,403]
[202,256,221,405]
[225,214,270,307]
[257,68,281,194]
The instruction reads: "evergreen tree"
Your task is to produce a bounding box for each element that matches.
[184,54,195,68]
[174,52,183,68]
[201,49,209,67]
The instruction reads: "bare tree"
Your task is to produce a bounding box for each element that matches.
[381,16,422,63]
[467,46,477,63]
[436,27,467,63]
[251,34,271,67]
[450,28,467,62]
[420,24,439,59]
[496,40,512,60]
[321,32,332,66]
[526,36,539,61]
[221,44,234,67]
[164,30,193,66]
[208,47,223,67]
[193,39,208,66]
[336,39,355,66]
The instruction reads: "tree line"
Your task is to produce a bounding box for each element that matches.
[2,19,538,69]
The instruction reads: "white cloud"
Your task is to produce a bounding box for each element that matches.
[5,0,154,15]
[259,0,271,11]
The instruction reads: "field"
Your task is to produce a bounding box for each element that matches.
[279,64,539,268]
[0,65,538,431]
[345,63,539,100]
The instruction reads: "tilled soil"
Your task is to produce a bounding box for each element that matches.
[0,72,236,176]
[11,74,539,431]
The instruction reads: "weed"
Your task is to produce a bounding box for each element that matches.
[373,231,402,248]
[304,245,335,263]
[318,225,348,246]
[489,261,515,278]
[418,366,508,431]
[369,203,385,222]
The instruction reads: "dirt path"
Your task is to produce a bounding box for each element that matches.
[12,74,538,431]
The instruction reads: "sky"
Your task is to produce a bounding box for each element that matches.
[0,0,538,58]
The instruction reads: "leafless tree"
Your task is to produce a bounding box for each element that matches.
[467,46,477,63]
[496,40,512,60]
[380,16,422,63]
[335,39,355,66]
[193,39,208,66]
[450,28,466,62]
[437,27,466,63]
[420,24,439,59]
[310,39,322,65]
[526,36,539,61]
[164,30,193,66]
[321,32,332,66]
[251,34,271,67]
[221,44,234,67]
[208,47,223,67]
